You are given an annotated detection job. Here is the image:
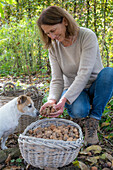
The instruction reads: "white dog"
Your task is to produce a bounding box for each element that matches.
[0,95,39,150]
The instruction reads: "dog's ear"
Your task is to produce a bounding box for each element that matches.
[17,95,27,104]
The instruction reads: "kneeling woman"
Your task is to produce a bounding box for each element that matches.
[38,6,113,146]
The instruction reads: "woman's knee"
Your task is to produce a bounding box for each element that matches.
[68,102,90,118]
[98,67,113,80]
[96,67,113,87]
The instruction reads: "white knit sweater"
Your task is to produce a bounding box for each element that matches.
[48,27,103,104]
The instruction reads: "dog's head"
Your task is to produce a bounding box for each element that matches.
[17,95,39,117]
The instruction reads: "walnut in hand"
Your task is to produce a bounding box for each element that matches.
[41,106,57,117]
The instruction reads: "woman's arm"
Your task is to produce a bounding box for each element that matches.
[63,30,99,104]
[48,49,64,102]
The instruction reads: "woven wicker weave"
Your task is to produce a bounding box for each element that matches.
[18,118,83,169]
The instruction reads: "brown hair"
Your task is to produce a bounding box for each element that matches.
[37,6,79,49]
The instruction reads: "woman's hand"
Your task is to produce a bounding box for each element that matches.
[48,97,67,118]
[40,99,56,115]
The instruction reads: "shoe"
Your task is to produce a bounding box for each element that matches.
[84,117,99,146]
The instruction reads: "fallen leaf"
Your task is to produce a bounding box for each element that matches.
[99,153,113,162]
[99,153,106,160]
[5,154,11,166]
[86,157,98,165]
[105,153,113,162]
[26,164,31,170]
[103,135,110,139]
[79,161,90,170]
[79,151,89,155]
[73,160,89,170]
[94,156,100,160]
[101,122,110,128]
[72,160,80,167]
[3,166,21,170]
[85,145,102,154]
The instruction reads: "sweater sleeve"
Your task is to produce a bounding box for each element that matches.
[48,49,64,102]
[63,30,98,104]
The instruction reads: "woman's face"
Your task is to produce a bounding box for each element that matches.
[41,18,67,43]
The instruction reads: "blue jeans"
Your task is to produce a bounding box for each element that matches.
[62,67,113,120]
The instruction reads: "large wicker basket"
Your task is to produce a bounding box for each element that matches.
[18,118,83,169]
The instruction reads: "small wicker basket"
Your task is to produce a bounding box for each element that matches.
[18,118,83,169]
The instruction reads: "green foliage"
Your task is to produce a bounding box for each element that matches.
[0,16,49,76]
[103,97,113,116]
[10,158,22,163]
[0,0,113,76]
[0,0,16,18]
[109,98,113,110]
[10,158,24,167]
[100,97,113,140]
[16,158,22,163]
[10,159,15,163]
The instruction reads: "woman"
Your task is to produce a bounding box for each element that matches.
[37,6,113,146]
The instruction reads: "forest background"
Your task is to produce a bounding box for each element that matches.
[0,1,113,169]
[0,0,113,77]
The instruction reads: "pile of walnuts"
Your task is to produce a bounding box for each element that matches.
[41,106,57,117]
[28,124,79,141]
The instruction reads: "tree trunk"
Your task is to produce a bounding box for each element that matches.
[86,0,90,28]
[94,0,97,34]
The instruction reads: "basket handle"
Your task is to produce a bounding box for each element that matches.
[24,86,39,98]
[3,82,16,95]
[19,135,69,150]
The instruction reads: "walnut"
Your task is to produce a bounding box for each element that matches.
[29,130,33,134]
[41,106,57,117]
[50,124,56,130]
[27,124,79,141]
[67,137,73,141]
[63,134,68,141]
